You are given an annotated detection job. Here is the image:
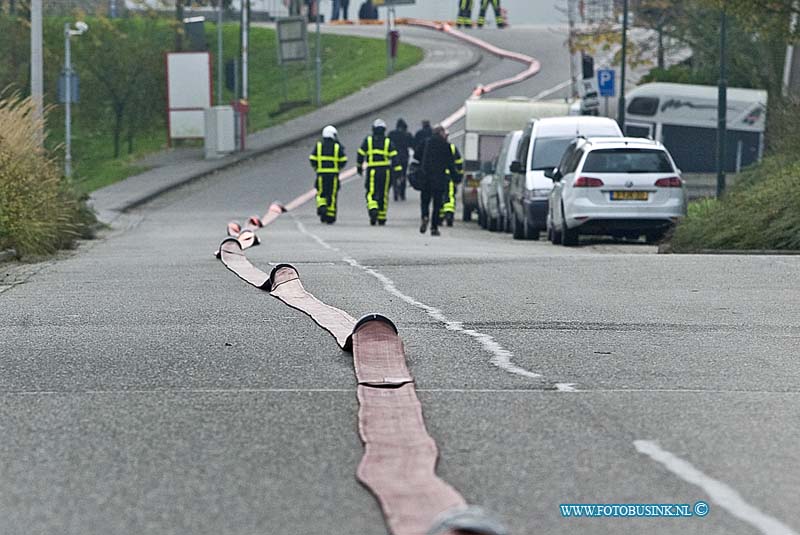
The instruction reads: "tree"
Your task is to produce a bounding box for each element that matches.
[73,14,170,157]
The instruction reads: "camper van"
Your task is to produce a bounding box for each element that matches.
[623,83,767,173]
[460,97,577,221]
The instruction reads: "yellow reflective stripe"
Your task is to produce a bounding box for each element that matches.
[367,169,379,210]
[314,142,343,172]
[316,175,325,207]
[365,136,392,166]
[328,177,338,216]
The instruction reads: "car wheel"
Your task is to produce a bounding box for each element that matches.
[462,204,472,222]
[561,219,579,246]
[512,212,524,240]
[523,215,539,240]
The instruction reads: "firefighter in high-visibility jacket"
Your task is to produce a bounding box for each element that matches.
[439,141,464,226]
[477,0,505,28]
[309,125,347,224]
[357,119,402,226]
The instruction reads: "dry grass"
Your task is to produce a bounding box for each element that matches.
[0,94,95,259]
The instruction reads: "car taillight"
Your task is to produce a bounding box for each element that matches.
[573,176,604,187]
[655,176,683,187]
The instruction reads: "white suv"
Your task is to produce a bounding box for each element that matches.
[546,137,686,246]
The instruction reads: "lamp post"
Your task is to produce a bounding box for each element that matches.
[31,0,44,144]
[618,0,629,128]
[217,0,223,105]
[63,21,88,179]
[717,4,727,198]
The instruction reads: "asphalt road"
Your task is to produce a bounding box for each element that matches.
[2,26,799,535]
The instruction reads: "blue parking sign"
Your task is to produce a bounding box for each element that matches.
[597,69,615,97]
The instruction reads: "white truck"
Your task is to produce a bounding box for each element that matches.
[460,97,578,221]
[623,82,767,173]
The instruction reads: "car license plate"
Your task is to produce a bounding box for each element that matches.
[467,178,480,188]
[610,191,648,201]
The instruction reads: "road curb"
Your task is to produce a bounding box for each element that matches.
[0,249,17,263]
[91,34,482,223]
[661,248,800,255]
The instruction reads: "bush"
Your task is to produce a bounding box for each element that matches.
[0,94,95,259]
[670,153,800,251]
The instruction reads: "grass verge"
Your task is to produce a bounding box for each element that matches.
[669,154,800,252]
[51,24,423,193]
[0,96,95,259]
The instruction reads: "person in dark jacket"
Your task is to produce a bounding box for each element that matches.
[413,119,433,155]
[388,118,413,201]
[358,0,378,19]
[331,0,350,20]
[419,126,457,236]
[357,119,402,226]
[309,125,347,224]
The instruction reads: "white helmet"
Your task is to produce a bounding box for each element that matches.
[322,125,338,139]
[372,118,387,130]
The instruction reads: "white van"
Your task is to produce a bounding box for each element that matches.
[624,82,767,173]
[461,97,577,222]
[507,116,622,240]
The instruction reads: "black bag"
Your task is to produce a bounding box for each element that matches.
[407,159,424,191]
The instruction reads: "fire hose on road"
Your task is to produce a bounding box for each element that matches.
[217,21,542,535]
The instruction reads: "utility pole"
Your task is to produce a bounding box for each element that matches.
[64,23,73,178]
[782,7,799,97]
[62,21,88,179]
[241,0,249,99]
[567,0,577,99]
[315,0,322,107]
[716,4,728,198]
[217,0,223,105]
[30,0,44,144]
[618,0,629,128]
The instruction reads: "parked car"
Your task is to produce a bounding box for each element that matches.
[477,130,523,232]
[462,98,577,222]
[546,137,686,246]
[508,116,622,240]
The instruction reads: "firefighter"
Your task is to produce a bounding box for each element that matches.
[388,118,413,201]
[439,137,464,226]
[477,0,505,28]
[357,119,402,226]
[456,0,473,27]
[309,125,347,224]
[420,126,458,236]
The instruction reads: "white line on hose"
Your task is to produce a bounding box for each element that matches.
[294,218,579,391]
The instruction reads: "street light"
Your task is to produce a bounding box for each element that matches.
[63,20,88,179]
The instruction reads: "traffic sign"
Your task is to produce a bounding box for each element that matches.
[597,68,615,97]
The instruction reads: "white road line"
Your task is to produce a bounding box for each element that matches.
[634,440,798,535]
[531,79,572,101]
[294,219,580,390]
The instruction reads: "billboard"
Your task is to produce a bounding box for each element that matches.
[166,52,212,142]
